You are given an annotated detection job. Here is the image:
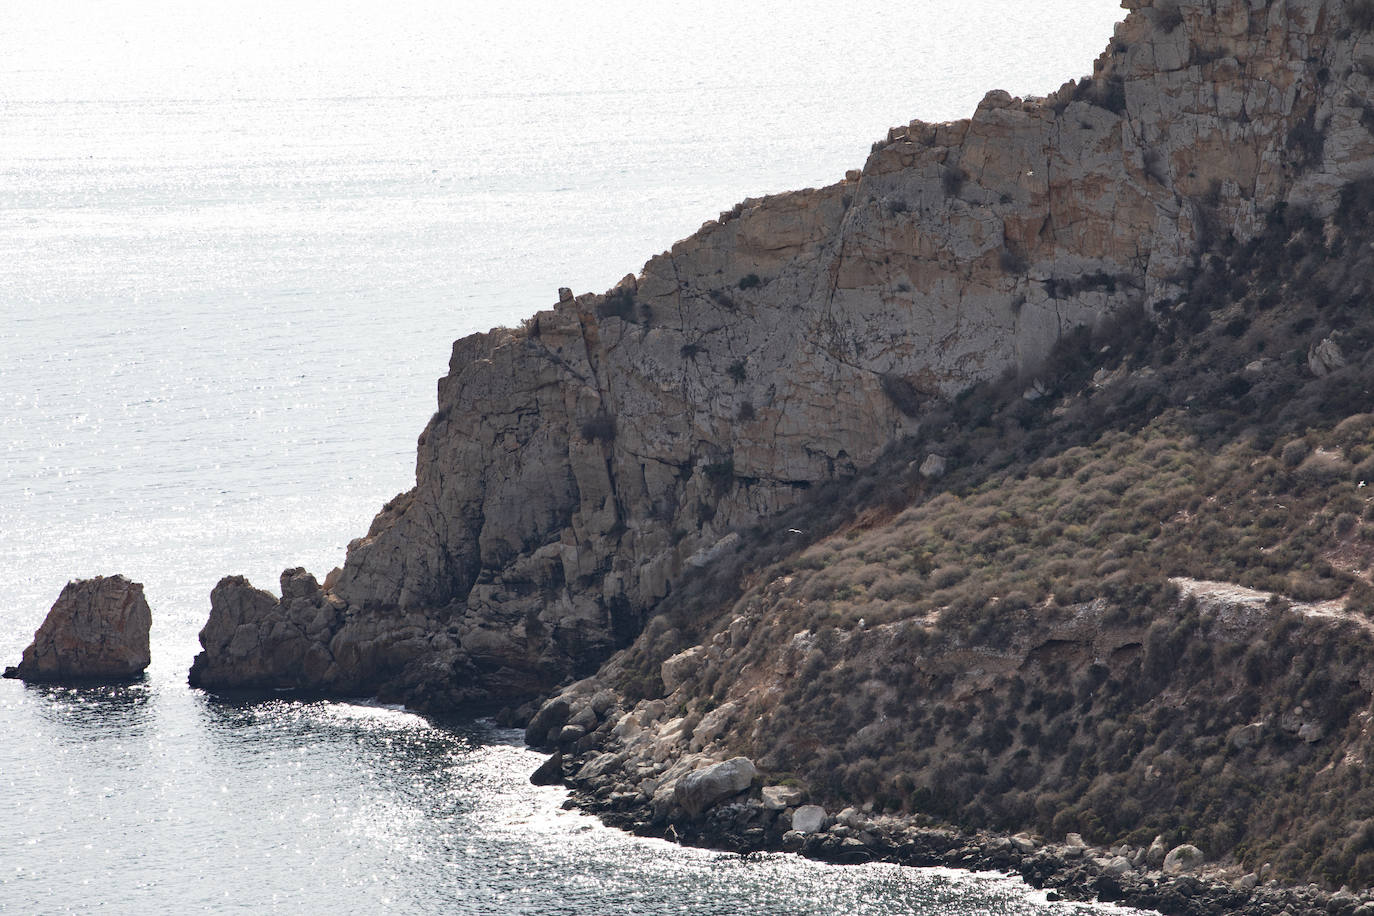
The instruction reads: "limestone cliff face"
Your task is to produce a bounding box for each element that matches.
[191,0,1374,709]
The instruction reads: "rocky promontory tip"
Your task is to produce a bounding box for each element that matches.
[4,575,151,682]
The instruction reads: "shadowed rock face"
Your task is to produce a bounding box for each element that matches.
[4,576,151,682]
[188,0,1374,710]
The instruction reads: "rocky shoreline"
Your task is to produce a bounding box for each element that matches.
[541,743,1374,916]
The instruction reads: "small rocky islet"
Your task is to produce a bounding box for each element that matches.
[25,1,1374,913]
[4,575,150,683]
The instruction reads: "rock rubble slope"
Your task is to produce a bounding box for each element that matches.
[192,0,1374,710]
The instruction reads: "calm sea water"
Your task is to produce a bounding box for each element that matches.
[1,1,1143,911]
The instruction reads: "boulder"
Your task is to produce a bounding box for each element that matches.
[791,804,827,834]
[4,576,151,682]
[1163,844,1204,874]
[1309,336,1347,377]
[1104,856,1134,877]
[1147,834,1168,868]
[919,454,947,479]
[761,785,805,810]
[660,646,706,694]
[524,697,571,747]
[529,751,563,786]
[673,757,757,817]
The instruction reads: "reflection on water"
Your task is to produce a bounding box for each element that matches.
[24,680,153,736]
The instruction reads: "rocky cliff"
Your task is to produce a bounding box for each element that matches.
[193,0,1374,715]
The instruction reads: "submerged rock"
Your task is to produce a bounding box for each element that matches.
[4,576,151,682]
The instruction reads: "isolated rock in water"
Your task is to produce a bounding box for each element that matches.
[3,576,151,681]
[673,756,757,816]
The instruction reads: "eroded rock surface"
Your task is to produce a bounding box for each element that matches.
[4,576,151,682]
[191,0,1374,710]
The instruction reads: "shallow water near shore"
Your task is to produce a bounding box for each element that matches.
[2,0,1142,911]
[3,683,1144,915]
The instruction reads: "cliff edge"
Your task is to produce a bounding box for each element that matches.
[192,0,1374,713]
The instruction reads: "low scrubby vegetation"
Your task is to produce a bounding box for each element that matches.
[604,177,1374,888]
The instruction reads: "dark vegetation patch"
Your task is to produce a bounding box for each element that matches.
[1075,75,1128,115]
[1154,1,1184,34]
[580,410,617,443]
[596,288,638,322]
[942,167,967,197]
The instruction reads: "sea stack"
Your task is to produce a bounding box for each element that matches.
[4,575,152,682]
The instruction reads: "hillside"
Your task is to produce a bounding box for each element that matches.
[189,0,1374,906]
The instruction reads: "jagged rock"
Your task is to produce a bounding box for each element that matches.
[1147,834,1169,868]
[1309,336,1347,377]
[556,724,587,745]
[1104,856,1134,877]
[660,646,706,694]
[525,697,572,748]
[672,756,757,817]
[1163,844,1205,874]
[761,785,805,810]
[918,454,947,479]
[687,533,742,569]
[3,576,151,682]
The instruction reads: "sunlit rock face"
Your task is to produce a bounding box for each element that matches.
[5,575,152,682]
[190,0,1374,709]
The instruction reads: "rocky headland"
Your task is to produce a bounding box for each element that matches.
[5,575,151,682]
[190,0,1374,909]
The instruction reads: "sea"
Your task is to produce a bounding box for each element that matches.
[1,1,1148,912]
